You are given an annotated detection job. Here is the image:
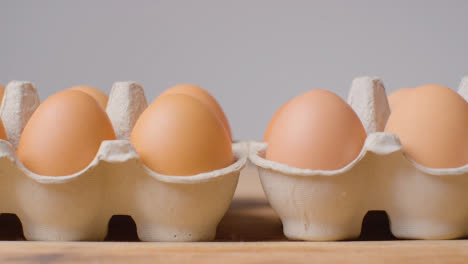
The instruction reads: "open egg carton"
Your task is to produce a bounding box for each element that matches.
[0,81,247,242]
[249,76,468,241]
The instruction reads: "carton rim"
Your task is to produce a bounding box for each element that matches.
[250,133,468,177]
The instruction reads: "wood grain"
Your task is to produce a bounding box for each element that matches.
[0,163,465,263]
[0,241,467,264]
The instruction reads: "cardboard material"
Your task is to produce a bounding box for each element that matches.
[250,76,468,241]
[0,81,247,241]
[0,81,40,150]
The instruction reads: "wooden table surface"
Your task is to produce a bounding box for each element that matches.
[0,163,466,263]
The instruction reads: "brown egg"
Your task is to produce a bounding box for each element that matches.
[70,85,108,109]
[17,90,116,176]
[159,84,232,140]
[0,121,6,141]
[388,88,413,110]
[264,101,290,142]
[266,89,366,170]
[0,121,6,142]
[0,84,5,106]
[385,84,468,168]
[131,94,233,176]
[0,85,8,141]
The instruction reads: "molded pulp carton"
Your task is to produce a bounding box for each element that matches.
[0,81,247,241]
[250,76,468,241]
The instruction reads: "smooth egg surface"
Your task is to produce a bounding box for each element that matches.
[388,88,413,111]
[70,85,108,109]
[159,84,232,140]
[264,100,290,142]
[265,89,366,170]
[0,119,6,141]
[0,84,4,107]
[0,122,6,141]
[0,85,8,140]
[131,93,233,176]
[17,90,116,176]
[385,84,468,168]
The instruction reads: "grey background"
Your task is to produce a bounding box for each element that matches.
[1,0,468,140]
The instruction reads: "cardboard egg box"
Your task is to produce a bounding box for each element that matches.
[0,81,247,241]
[250,76,468,241]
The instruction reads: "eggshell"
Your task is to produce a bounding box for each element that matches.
[385,84,468,168]
[0,85,6,140]
[388,88,413,110]
[263,101,289,142]
[159,84,232,140]
[17,90,116,176]
[131,94,233,176]
[70,85,108,109]
[0,84,4,106]
[265,89,366,170]
[0,121,7,141]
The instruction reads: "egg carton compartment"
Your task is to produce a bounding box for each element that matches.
[250,76,468,241]
[0,81,247,241]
